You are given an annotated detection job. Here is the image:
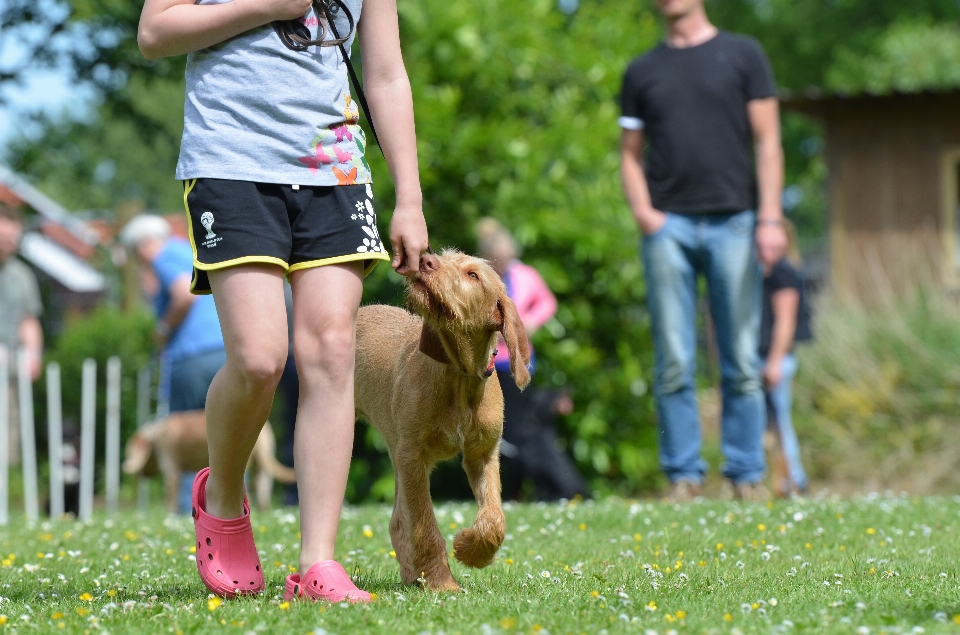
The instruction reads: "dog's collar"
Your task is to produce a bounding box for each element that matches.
[419,323,496,379]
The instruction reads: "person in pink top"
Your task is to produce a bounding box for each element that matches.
[477,219,587,500]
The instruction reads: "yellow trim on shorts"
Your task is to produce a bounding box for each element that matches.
[287,251,390,277]
[183,179,200,262]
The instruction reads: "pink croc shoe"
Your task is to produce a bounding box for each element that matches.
[192,467,265,598]
[284,561,371,603]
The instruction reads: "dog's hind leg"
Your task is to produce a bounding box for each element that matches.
[454,443,506,568]
[395,450,459,591]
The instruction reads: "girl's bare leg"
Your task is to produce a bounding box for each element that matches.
[204,264,288,519]
[289,262,364,571]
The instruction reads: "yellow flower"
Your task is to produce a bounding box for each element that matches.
[123,555,130,561]
[448,523,458,530]
[189,546,196,553]
[76,608,89,617]
[646,601,657,611]
[79,592,93,602]
[953,614,960,625]
[867,528,876,535]
[0,615,7,626]
[533,626,543,633]
[664,614,676,623]
[278,601,290,610]
[165,549,174,555]
[590,591,599,598]
[259,526,266,533]
[124,530,139,541]
[698,560,706,567]
[579,523,587,531]
[0,559,10,568]
[675,611,687,619]
[52,612,64,620]
[633,533,642,542]
[106,590,117,597]
[805,543,812,549]
[716,543,723,551]
[499,617,517,629]
[751,603,759,610]
[757,524,766,531]
[369,593,377,601]
[723,613,733,622]
[389,551,396,558]
[505,558,514,565]
[207,597,222,612]
[362,525,374,538]
[40,533,53,542]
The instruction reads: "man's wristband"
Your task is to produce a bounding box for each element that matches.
[757,218,784,227]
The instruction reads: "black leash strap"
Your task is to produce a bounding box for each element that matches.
[274,0,382,153]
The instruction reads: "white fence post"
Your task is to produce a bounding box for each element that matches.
[0,346,8,526]
[105,357,121,514]
[79,358,97,521]
[136,365,151,512]
[47,362,64,519]
[17,349,39,523]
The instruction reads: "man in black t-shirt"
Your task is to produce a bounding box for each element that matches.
[619,0,787,501]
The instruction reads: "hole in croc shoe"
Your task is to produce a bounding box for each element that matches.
[294,584,299,595]
[206,537,212,546]
[217,570,222,576]
[207,553,213,560]
[233,580,238,585]
[256,564,260,571]
[312,580,317,586]
[249,581,255,585]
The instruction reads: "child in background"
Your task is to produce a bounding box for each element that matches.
[757,219,812,497]
[138,0,428,602]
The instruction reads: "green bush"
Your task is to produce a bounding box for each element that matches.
[793,293,960,493]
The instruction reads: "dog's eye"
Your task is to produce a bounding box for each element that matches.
[467,271,479,280]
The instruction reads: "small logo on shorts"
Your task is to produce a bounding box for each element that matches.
[200,212,217,239]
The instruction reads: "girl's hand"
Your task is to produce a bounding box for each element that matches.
[389,204,429,277]
[763,357,783,389]
[254,0,313,21]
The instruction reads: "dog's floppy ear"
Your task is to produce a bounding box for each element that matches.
[497,294,531,390]
[122,434,153,476]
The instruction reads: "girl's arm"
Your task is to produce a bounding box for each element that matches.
[763,287,799,388]
[138,0,312,60]
[516,265,557,334]
[358,0,428,277]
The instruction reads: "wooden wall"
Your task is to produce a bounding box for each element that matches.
[799,93,960,305]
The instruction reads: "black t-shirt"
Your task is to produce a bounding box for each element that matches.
[620,31,776,214]
[760,258,812,358]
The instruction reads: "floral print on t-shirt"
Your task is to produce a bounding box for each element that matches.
[297,93,372,184]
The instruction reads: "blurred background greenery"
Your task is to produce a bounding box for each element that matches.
[3,0,960,500]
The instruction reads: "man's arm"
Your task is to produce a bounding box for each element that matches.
[748,97,787,265]
[138,0,312,59]
[156,274,197,345]
[358,0,428,276]
[620,129,666,235]
[18,317,43,381]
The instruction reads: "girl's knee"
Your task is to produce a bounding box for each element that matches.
[294,319,355,372]
[231,343,287,391]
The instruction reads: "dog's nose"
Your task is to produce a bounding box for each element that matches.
[420,252,440,273]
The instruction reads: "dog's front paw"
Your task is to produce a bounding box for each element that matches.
[453,527,501,568]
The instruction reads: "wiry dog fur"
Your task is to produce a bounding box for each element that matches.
[122,411,296,514]
[354,249,531,591]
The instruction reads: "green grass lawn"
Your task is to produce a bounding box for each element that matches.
[1,496,959,634]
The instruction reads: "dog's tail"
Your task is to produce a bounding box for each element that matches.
[254,425,298,483]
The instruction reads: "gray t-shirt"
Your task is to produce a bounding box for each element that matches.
[0,256,42,353]
[176,0,371,187]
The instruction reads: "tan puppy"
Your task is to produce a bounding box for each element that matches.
[355,249,531,591]
[122,410,296,513]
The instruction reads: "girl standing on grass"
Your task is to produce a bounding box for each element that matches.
[138,0,428,602]
[757,219,812,497]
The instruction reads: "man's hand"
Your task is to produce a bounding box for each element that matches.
[389,204,429,277]
[636,208,667,236]
[756,220,787,267]
[762,355,783,389]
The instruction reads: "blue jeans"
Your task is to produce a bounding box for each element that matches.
[765,353,807,491]
[642,210,765,484]
[166,348,227,514]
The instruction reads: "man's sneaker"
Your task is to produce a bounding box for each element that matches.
[666,479,701,502]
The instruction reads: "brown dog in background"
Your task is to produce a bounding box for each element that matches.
[355,249,531,591]
[122,410,296,513]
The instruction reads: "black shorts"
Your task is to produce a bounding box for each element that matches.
[183,178,390,294]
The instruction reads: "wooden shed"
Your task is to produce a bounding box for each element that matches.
[783,90,960,305]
